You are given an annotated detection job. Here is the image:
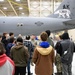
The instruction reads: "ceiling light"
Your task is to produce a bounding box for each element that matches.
[3,7,7,10]
[32,1,39,5]
[21,13,24,15]
[0,0,4,2]
[19,7,23,10]
[43,2,48,5]
[32,5,38,8]
[15,0,20,2]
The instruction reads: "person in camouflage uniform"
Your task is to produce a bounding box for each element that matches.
[55,52,62,75]
[55,35,62,75]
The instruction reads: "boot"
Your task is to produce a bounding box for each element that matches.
[55,72,62,75]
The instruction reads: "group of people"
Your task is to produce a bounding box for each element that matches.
[0,30,75,75]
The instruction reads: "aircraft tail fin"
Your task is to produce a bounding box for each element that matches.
[49,0,75,19]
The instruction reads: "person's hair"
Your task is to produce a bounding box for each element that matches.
[0,35,2,38]
[26,35,30,40]
[59,35,62,39]
[3,32,7,36]
[17,37,23,43]
[45,30,51,37]
[10,37,15,43]
[9,32,14,36]
[62,32,70,40]
[0,42,5,55]
[40,32,48,41]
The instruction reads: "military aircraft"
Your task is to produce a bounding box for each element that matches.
[0,0,75,36]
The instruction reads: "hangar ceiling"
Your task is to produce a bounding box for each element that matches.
[0,0,62,17]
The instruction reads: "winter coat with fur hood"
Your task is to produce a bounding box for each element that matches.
[32,41,55,75]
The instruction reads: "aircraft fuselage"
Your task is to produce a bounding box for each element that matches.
[0,17,73,35]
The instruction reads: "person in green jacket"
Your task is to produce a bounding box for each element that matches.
[10,37,29,75]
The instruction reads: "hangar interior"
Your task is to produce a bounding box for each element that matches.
[0,0,62,17]
[0,0,75,41]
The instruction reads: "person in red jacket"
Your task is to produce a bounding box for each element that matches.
[0,42,15,75]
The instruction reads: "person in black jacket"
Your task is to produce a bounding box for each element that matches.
[56,32,74,75]
[6,37,15,57]
[2,33,9,54]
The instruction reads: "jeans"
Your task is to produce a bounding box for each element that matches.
[27,59,31,74]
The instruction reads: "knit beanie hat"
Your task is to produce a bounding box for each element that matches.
[17,37,23,43]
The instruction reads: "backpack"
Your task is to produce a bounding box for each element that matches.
[61,42,73,64]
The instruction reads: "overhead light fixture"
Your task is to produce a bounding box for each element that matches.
[43,2,48,4]
[3,7,7,10]
[21,13,24,15]
[15,0,20,2]
[19,7,23,10]
[32,1,39,5]
[0,0,4,2]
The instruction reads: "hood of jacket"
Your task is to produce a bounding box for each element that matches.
[36,46,53,55]
[37,41,53,55]
[0,54,7,66]
[39,41,50,48]
[14,42,24,50]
